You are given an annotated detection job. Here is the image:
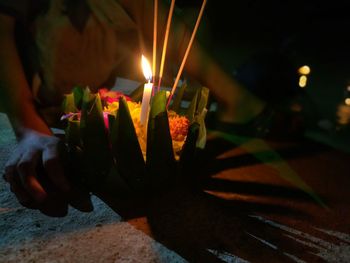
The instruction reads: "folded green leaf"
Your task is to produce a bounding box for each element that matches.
[186,89,199,122]
[197,87,209,114]
[111,97,146,192]
[65,119,81,147]
[147,91,176,190]
[192,87,209,149]
[180,122,200,170]
[62,93,78,114]
[95,166,132,198]
[80,89,112,189]
[171,81,187,112]
[72,86,84,109]
[194,108,208,149]
[108,114,116,134]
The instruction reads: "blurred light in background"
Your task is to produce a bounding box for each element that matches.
[298,65,311,88]
[298,65,311,75]
[299,75,307,88]
[345,98,350,106]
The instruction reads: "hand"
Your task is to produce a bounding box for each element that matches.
[3,129,92,216]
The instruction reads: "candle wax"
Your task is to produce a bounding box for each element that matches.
[140,82,153,125]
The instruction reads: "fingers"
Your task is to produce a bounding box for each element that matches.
[3,170,38,209]
[42,145,71,192]
[3,133,94,216]
[4,147,22,177]
[17,150,47,202]
[4,152,38,208]
[68,187,94,212]
[38,194,69,217]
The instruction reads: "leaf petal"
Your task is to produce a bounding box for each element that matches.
[62,93,78,114]
[111,97,146,192]
[72,86,84,109]
[171,81,187,112]
[146,91,177,190]
[65,119,81,147]
[186,90,199,122]
[180,122,200,171]
[80,89,112,190]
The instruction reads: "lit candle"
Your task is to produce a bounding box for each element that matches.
[140,55,153,125]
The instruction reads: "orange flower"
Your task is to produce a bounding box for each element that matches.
[105,100,189,160]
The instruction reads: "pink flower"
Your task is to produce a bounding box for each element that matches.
[99,88,131,103]
[103,111,111,130]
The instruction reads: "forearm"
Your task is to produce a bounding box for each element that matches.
[0,15,51,137]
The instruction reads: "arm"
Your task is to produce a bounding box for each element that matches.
[0,14,72,213]
[0,14,51,136]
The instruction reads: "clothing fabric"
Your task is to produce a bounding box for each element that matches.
[0,0,140,109]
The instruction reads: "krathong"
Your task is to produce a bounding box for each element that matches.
[60,0,209,198]
[61,85,209,197]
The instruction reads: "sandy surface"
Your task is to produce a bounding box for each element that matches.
[0,113,186,263]
[0,197,186,263]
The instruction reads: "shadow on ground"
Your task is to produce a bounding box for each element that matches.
[97,135,346,263]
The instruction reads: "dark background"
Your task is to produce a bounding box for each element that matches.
[176,0,350,123]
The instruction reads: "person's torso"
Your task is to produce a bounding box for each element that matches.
[28,0,140,107]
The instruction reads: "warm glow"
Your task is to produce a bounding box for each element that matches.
[141,55,152,81]
[299,75,307,88]
[345,98,350,106]
[298,65,311,75]
[347,86,350,92]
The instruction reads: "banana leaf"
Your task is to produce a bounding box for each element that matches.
[62,93,78,114]
[186,89,199,122]
[170,81,187,112]
[95,165,132,198]
[80,89,113,190]
[111,97,146,192]
[108,114,116,132]
[194,108,208,149]
[186,87,209,121]
[72,86,84,109]
[65,119,81,147]
[146,91,176,190]
[185,87,209,149]
[62,86,84,113]
[197,87,209,114]
[179,122,200,174]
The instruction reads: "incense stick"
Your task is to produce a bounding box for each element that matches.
[157,0,176,91]
[152,0,158,83]
[167,0,207,107]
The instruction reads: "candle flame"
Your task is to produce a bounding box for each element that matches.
[141,55,152,82]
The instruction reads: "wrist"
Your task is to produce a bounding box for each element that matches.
[15,126,52,141]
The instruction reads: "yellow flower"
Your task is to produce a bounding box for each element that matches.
[105,100,189,160]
